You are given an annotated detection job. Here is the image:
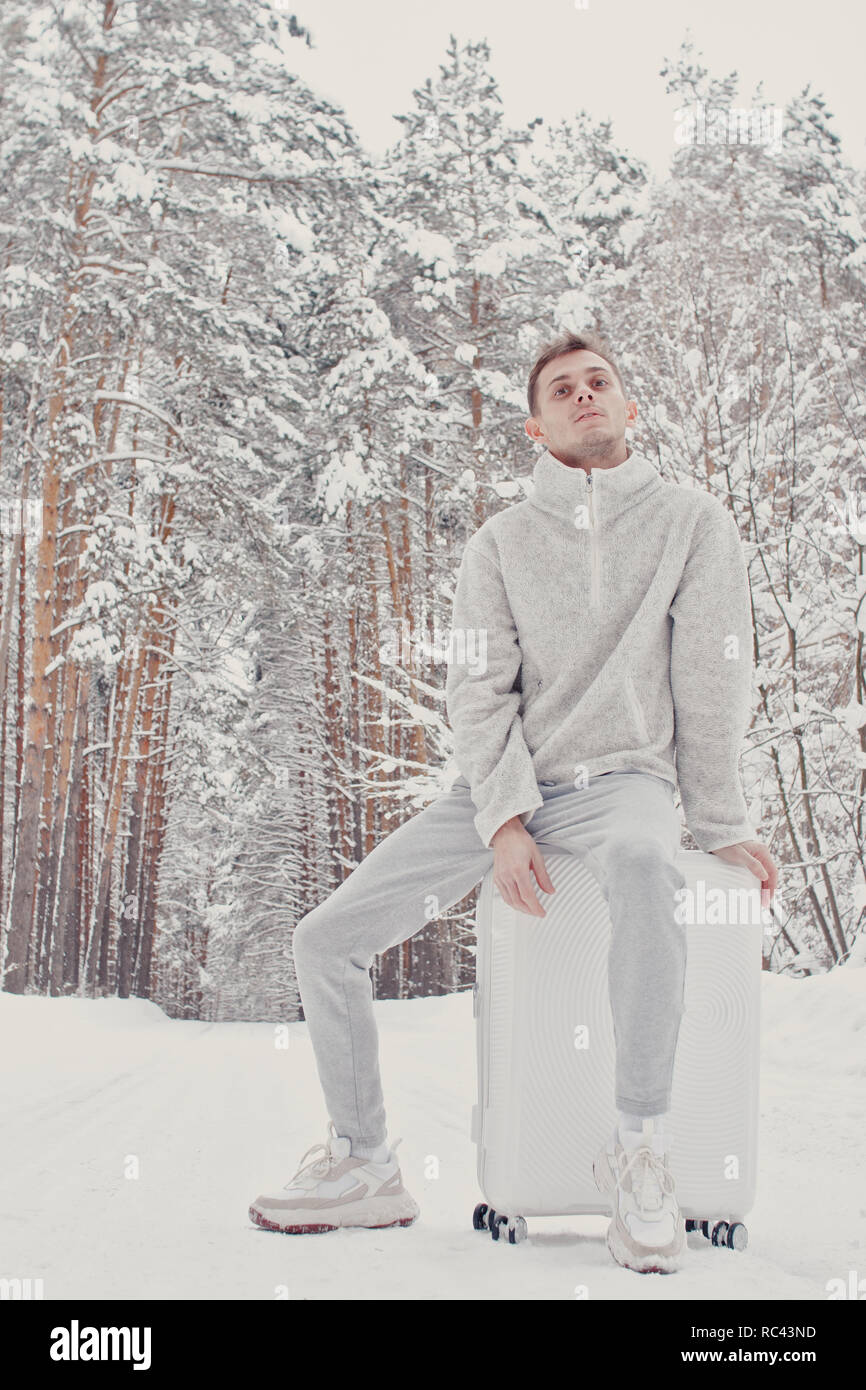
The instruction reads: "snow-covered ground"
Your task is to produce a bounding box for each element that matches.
[1,967,864,1301]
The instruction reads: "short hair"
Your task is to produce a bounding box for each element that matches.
[527,329,626,417]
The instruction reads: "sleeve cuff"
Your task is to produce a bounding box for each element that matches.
[691,821,758,853]
[475,793,545,850]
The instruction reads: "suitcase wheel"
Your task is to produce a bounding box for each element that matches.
[483,1208,528,1244]
[508,1216,529,1244]
[686,1218,748,1250]
[472,1203,489,1231]
[726,1222,748,1250]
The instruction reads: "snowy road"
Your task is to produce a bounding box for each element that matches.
[1,970,864,1301]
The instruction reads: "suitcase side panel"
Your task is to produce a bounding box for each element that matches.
[472,849,763,1221]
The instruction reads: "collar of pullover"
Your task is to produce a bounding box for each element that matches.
[528,446,662,520]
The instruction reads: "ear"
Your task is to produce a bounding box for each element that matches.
[525,417,545,441]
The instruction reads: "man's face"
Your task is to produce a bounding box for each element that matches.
[525,349,638,468]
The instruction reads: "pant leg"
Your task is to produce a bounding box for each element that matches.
[291,777,492,1151]
[526,770,686,1116]
[294,767,686,1150]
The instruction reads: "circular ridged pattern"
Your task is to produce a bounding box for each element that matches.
[476,850,761,1219]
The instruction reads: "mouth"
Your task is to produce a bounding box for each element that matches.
[575,410,603,423]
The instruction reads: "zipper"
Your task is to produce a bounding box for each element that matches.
[586,470,600,607]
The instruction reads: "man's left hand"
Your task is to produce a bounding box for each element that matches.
[710,840,778,910]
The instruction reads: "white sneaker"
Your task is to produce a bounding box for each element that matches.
[249,1121,420,1234]
[593,1118,685,1273]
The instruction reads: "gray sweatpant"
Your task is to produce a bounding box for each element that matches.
[292,769,686,1154]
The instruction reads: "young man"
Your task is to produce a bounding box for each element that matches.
[249,330,777,1274]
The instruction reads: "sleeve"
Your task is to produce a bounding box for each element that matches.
[445,539,543,849]
[669,503,757,853]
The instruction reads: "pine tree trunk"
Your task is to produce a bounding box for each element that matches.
[0,466,29,941]
[50,672,89,994]
[81,634,145,990]
[3,393,64,992]
[137,609,177,1000]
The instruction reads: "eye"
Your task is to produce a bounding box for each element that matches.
[553,377,608,397]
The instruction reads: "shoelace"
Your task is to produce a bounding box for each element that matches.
[283,1121,343,1189]
[618,1143,675,1214]
[285,1142,336,1188]
[283,1126,401,1189]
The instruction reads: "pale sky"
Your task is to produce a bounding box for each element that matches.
[285,0,866,182]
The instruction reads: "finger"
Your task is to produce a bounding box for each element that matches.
[532,852,556,895]
[497,877,533,914]
[494,878,516,911]
[759,861,778,898]
[513,873,545,917]
[745,854,774,908]
[765,856,779,891]
[742,850,768,882]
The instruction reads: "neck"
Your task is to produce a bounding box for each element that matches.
[547,441,631,473]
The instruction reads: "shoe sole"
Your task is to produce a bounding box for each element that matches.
[606,1217,684,1273]
[593,1153,684,1274]
[248,1194,420,1234]
[247,1212,419,1234]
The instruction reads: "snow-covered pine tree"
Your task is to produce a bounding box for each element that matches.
[604,38,866,971]
[0,0,362,1018]
[522,109,649,336]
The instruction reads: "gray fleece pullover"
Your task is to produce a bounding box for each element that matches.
[444,445,756,853]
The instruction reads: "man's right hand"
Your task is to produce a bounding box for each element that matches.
[490,817,555,917]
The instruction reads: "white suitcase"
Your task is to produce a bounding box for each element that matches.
[470,848,763,1247]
